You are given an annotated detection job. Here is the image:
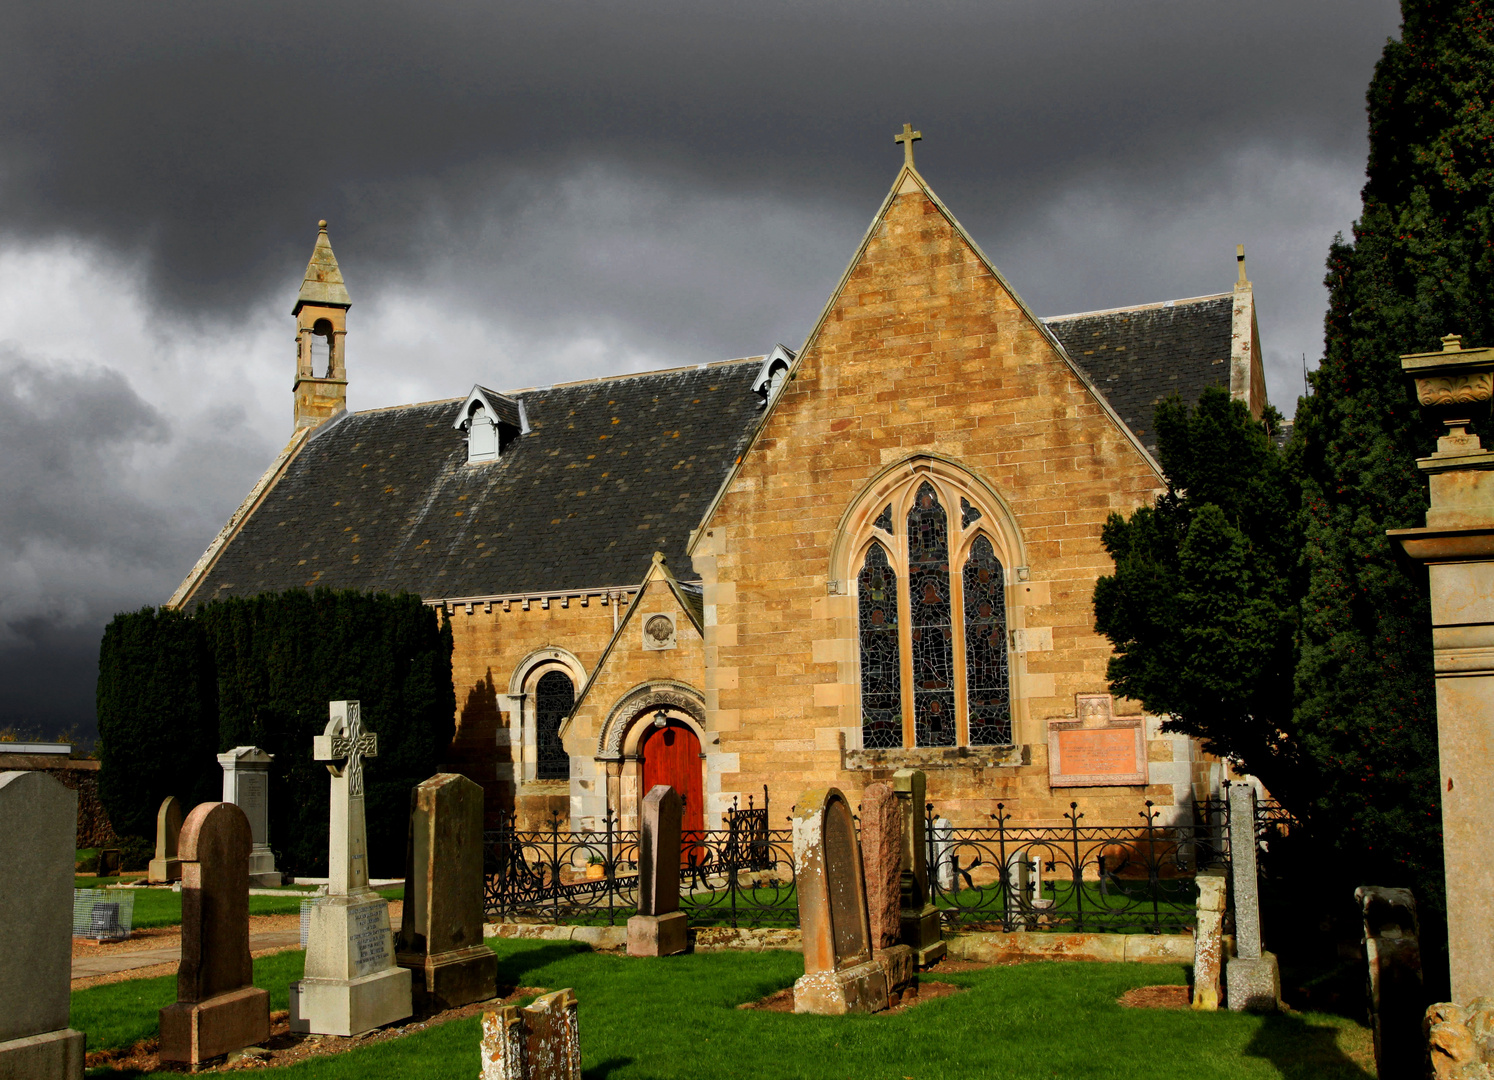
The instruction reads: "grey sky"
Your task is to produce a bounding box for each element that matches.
[0,0,1403,737]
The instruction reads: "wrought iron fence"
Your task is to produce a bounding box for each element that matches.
[924,802,1230,934]
[483,791,796,929]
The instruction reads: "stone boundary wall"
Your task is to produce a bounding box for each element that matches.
[0,755,114,847]
[483,921,1194,964]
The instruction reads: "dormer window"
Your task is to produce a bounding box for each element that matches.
[752,344,796,408]
[467,402,498,462]
[455,384,527,465]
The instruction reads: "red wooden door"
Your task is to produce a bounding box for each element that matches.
[639,719,704,860]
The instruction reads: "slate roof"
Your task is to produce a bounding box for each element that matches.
[1044,293,1234,451]
[186,361,764,605]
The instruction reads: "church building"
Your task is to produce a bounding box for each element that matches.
[169,130,1270,834]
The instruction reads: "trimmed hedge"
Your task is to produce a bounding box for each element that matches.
[97,590,454,878]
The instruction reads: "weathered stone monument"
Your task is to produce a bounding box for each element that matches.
[159,802,270,1065]
[892,768,945,966]
[627,784,687,957]
[1191,869,1227,1011]
[218,746,279,886]
[1224,783,1280,1011]
[791,787,888,1015]
[860,781,917,1004]
[289,701,411,1036]
[480,988,581,1080]
[148,795,185,884]
[1390,336,1494,1007]
[1355,886,1424,1078]
[0,771,84,1079]
[396,773,497,1009]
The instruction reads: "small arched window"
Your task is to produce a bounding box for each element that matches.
[467,401,498,462]
[534,671,573,780]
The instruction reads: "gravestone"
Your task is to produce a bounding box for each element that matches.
[0,771,84,1079]
[932,817,954,891]
[791,787,889,1015]
[147,795,184,884]
[396,773,498,1009]
[892,768,945,965]
[289,701,411,1036]
[218,747,279,886]
[627,784,687,957]
[480,988,581,1080]
[95,847,120,878]
[1356,886,1425,1078]
[1191,869,1226,1010]
[1224,783,1280,1011]
[860,782,917,1004]
[159,802,270,1065]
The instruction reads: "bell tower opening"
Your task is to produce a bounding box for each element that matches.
[292,219,352,431]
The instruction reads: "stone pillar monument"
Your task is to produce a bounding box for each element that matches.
[626,785,687,957]
[218,746,279,887]
[289,701,411,1036]
[1389,335,1494,1003]
[1225,782,1280,1011]
[892,768,945,966]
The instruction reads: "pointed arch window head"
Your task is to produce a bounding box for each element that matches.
[846,462,1017,753]
[535,670,574,780]
[857,542,902,750]
[908,483,955,747]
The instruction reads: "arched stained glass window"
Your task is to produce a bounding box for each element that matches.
[908,482,955,747]
[963,535,1011,745]
[535,671,574,780]
[857,543,902,749]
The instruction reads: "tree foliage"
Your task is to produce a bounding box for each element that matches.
[1291,0,1494,889]
[1094,389,1300,801]
[97,589,454,877]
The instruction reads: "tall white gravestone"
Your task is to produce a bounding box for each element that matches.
[218,746,280,886]
[0,771,85,1078]
[289,702,412,1036]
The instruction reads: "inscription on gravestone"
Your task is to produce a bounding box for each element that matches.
[350,904,391,976]
[825,799,867,967]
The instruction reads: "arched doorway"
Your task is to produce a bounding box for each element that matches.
[638,715,704,850]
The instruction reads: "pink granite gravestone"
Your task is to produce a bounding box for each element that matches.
[159,802,270,1065]
[860,782,918,1003]
[627,785,686,956]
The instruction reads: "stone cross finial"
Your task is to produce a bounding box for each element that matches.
[895,123,922,169]
[315,701,378,797]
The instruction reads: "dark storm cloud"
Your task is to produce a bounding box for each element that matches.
[0,0,1405,738]
[1,0,1396,315]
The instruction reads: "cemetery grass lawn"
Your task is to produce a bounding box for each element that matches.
[69,886,403,930]
[74,949,304,1055]
[77,941,1374,1079]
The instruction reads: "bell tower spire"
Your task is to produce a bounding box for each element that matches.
[292,220,352,430]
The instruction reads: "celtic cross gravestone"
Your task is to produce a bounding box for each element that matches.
[289,701,411,1036]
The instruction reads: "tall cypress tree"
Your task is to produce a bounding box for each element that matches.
[1293,0,1494,900]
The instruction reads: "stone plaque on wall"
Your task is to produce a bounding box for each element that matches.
[1047,693,1146,788]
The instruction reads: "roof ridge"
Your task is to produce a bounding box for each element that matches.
[504,355,762,396]
[1042,292,1232,323]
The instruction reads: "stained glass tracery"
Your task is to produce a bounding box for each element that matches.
[873,504,893,534]
[857,543,902,749]
[963,535,1012,745]
[908,482,955,747]
[535,670,574,779]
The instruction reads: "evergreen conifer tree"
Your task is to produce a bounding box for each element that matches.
[1292,0,1494,894]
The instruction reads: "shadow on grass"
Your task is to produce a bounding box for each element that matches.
[491,941,596,987]
[584,1056,636,1079]
[1242,1010,1376,1080]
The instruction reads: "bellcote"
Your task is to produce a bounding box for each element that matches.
[752,344,796,408]
[293,220,352,431]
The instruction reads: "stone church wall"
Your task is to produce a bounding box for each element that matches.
[692,181,1189,830]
